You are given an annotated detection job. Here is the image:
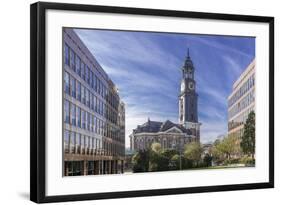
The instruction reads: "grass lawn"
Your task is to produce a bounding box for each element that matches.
[184,164,249,171]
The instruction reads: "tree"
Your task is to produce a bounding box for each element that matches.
[203,153,212,167]
[241,111,255,158]
[149,142,170,171]
[211,135,241,164]
[132,149,150,172]
[184,142,203,167]
[151,142,162,153]
[170,154,180,170]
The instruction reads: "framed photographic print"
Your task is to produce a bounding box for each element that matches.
[30,1,274,203]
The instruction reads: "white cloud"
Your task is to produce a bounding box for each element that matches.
[188,35,253,59]
[222,55,243,78]
[200,119,227,143]
[73,29,252,147]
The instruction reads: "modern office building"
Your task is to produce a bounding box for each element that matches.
[228,59,255,139]
[63,28,125,176]
[130,50,200,152]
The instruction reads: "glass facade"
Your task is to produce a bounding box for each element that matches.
[228,60,255,138]
[228,74,255,108]
[63,29,125,176]
[228,88,255,120]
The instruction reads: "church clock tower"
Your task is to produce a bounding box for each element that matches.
[179,49,201,141]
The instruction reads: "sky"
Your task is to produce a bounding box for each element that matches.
[75,28,255,147]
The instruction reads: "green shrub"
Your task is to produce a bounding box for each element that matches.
[240,156,255,166]
[222,158,240,165]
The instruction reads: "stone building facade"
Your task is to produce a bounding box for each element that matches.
[63,28,125,176]
[130,119,196,152]
[130,50,201,152]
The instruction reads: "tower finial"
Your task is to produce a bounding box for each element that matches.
[187,48,190,58]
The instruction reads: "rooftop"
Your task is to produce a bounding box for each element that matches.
[133,118,192,135]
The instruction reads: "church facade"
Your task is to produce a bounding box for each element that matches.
[129,50,201,152]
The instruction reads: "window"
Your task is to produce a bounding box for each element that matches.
[98,139,101,149]
[102,84,105,99]
[101,83,103,98]
[81,135,84,147]
[75,55,81,76]
[90,71,93,88]
[64,71,70,95]
[97,78,100,95]
[99,100,102,115]
[71,103,76,126]
[81,109,86,129]
[87,112,90,130]
[76,81,81,101]
[85,66,89,84]
[76,106,81,128]
[86,89,90,107]
[70,131,75,145]
[98,118,100,135]
[94,116,97,133]
[92,115,95,132]
[94,96,97,112]
[85,136,89,148]
[76,133,81,146]
[89,137,92,149]
[64,43,69,66]
[90,93,93,110]
[97,99,100,114]
[70,48,75,71]
[94,74,97,92]
[101,121,104,136]
[86,66,90,84]
[81,62,85,80]
[105,105,108,119]
[92,138,96,149]
[103,102,105,117]
[81,85,85,104]
[64,129,69,146]
[88,137,91,149]
[90,114,93,132]
[70,75,76,98]
[104,86,107,99]
[64,100,70,123]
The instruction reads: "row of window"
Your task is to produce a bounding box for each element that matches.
[228,107,255,131]
[64,160,123,176]
[64,71,118,124]
[64,129,101,149]
[228,73,255,108]
[133,137,194,151]
[64,43,119,110]
[64,129,124,156]
[64,99,124,142]
[228,89,255,119]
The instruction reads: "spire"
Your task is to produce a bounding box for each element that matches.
[183,47,193,68]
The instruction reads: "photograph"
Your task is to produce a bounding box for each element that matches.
[63,27,256,176]
[30,2,274,202]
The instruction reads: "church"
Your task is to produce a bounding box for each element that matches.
[129,49,201,152]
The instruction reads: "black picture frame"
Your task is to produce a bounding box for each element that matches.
[30,1,274,203]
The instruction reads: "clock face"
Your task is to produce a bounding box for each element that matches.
[188,82,194,90]
[181,81,185,91]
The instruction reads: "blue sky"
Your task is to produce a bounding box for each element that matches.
[75,29,255,146]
